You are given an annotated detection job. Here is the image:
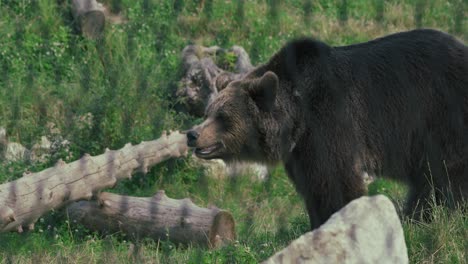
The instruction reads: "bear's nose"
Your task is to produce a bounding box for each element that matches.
[187,130,199,147]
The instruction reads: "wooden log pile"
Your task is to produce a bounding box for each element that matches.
[0,131,235,247]
[0,42,266,246]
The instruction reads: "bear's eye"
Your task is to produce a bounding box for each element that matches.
[216,112,227,122]
[216,112,232,130]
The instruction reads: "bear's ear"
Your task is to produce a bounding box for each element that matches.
[215,73,235,92]
[247,71,278,112]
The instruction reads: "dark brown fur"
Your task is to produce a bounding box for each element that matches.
[188,29,468,229]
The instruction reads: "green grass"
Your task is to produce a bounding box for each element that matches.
[0,0,467,263]
[404,204,468,264]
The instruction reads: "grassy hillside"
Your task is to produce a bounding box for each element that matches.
[0,0,467,263]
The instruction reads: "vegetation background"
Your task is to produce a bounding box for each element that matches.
[0,0,466,263]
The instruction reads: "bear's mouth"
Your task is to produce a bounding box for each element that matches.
[195,143,223,158]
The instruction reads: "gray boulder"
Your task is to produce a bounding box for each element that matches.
[30,136,52,163]
[191,155,269,181]
[263,195,408,264]
[4,142,29,162]
[0,127,6,145]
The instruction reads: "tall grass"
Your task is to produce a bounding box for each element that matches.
[0,0,466,263]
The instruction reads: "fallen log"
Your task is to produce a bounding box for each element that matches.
[176,45,253,117]
[71,0,106,39]
[0,131,188,233]
[67,191,235,248]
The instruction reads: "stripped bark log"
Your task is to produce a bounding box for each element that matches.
[0,131,188,233]
[67,191,236,248]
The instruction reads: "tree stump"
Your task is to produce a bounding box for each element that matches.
[71,0,106,39]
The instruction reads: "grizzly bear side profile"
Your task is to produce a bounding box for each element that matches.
[187,29,468,229]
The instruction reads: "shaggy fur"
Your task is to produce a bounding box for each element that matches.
[188,29,468,229]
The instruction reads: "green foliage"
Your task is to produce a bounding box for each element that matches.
[235,0,245,27]
[451,0,466,36]
[338,0,348,23]
[215,51,238,72]
[303,0,313,24]
[374,0,385,23]
[194,243,258,264]
[267,0,280,22]
[404,200,468,263]
[414,0,427,28]
[368,178,408,199]
[0,0,466,263]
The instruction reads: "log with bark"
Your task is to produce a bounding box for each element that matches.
[176,45,254,117]
[0,131,188,233]
[67,191,235,248]
[72,0,106,39]
[71,0,126,39]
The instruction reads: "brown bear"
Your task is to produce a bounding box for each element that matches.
[187,29,468,229]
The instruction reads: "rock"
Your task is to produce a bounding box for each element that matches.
[30,136,52,163]
[262,195,408,264]
[362,171,375,186]
[76,112,94,130]
[0,127,7,159]
[39,136,52,149]
[191,155,269,181]
[0,127,6,145]
[4,142,29,162]
[46,122,61,136]
[226,162,269,181]
[191,155,227,180]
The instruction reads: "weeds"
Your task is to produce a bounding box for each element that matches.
[0,0,466,263]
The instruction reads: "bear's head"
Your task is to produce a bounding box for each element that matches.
[186,71,283,163]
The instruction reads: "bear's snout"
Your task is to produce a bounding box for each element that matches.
[187,130,200,147]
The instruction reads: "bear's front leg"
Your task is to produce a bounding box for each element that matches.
[304,196,325,229]
[284,160,335,230]
[285,157,366,230]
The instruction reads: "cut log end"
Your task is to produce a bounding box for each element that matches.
[209,211,236,248]
[80,11,105,39]
[67,192,236,248]
[0,207,16,227]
